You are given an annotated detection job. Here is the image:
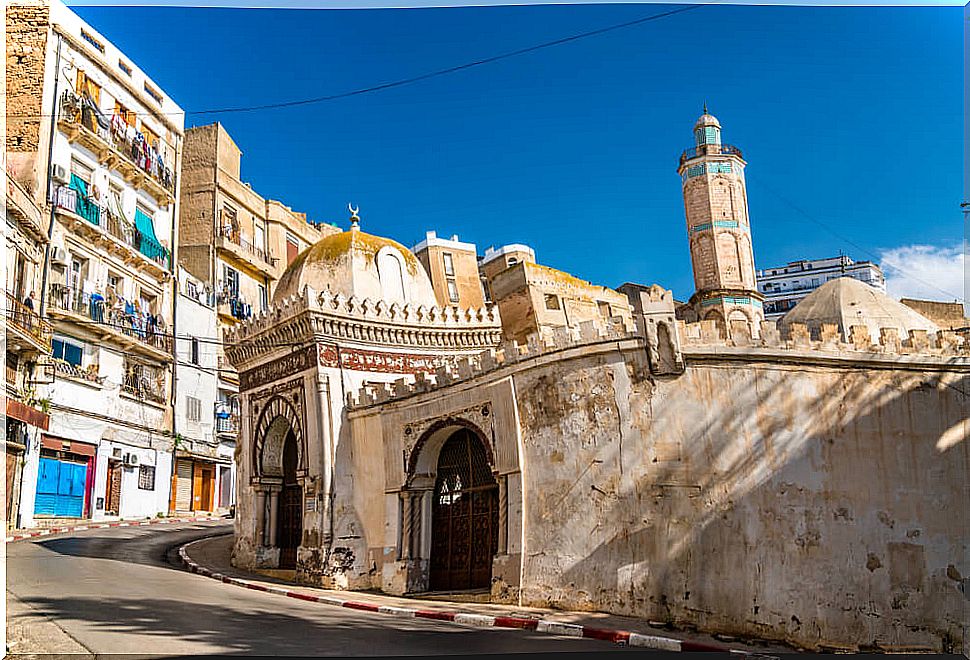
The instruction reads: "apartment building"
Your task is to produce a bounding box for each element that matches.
[756,255,886,320]
[178,122,338,464]
[170,267,233,513]
[412,231,485,309]
[478,243,537,303]
[7,0,183,527]
[5,168,55,529]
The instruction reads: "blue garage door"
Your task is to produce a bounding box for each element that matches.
[34,457,87,517]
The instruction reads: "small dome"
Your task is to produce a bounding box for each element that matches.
[273,227,437,307]
[694,112,721,130]
[779,277,940,341]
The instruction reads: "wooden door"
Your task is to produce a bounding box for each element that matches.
[6,452,19,523]
[429,429,498,591]
[105,461,122,515]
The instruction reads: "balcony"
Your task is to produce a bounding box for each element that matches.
[53,358,106,386]
[122,369,166,405]
[6,291,53,354]
[54,186,171,278]
[216,291,254,323]
[216,226,277,276]
[679,143,744,166]
[215,414,239,435]
[47,284,173,361]
[57,90,176,206]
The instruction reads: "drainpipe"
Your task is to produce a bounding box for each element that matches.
[169,135,181,515]
[38,32,63,319]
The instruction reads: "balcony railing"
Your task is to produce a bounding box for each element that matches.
[216,289,254,321]
[122,369,166,404]
[60,90,176,195]
[5,291,53,352]
[54,358,105,385]
[679,143,744,166]
[48,284,173,354]
[219,226,275,266]
[54,186,171,270]
[215,414,239,435]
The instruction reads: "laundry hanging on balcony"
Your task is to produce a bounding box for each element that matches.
[68,174,100,226]
[134,208,168,266]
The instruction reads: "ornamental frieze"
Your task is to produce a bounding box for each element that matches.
[240,345,318,391]
[318,343,454,375]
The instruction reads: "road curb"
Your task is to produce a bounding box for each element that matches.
[5,516,224,543]
[177,537,752,654]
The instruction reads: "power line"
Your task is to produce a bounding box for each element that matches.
[746,172,964,303]
[5,5,702,120]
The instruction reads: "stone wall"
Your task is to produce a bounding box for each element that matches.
[6,1,51,197]
[348,316,968,653]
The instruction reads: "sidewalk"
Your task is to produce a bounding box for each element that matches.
[6,514,224,543]
[182,534,796,656]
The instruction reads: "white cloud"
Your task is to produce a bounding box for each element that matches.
[878,243,965,306]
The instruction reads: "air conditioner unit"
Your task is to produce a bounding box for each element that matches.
[52,164,70,184]
[50,246,69,266]
[124,452,140,467]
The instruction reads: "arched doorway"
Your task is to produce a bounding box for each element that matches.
[276,430,302,569]
[429,428,498,591]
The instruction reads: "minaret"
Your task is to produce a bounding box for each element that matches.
[677,107,764,337]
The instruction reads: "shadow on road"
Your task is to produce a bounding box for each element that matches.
[20,595,634,656]
[29,523,232,571]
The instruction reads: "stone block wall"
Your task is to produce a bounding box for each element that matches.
[6,1,51,198]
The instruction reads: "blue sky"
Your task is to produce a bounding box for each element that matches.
[75,3,962,302]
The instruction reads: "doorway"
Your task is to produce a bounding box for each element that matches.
[429,428,498,591]
[276,431,302,569]
[105,460,122,515]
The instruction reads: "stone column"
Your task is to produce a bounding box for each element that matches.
[498,475,508,555]
[419,490,433,559]
[400,492,412,560]
[255,489,267,547]
[267,489,280,547]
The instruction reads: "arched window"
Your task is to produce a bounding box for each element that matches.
[377,248,407,303]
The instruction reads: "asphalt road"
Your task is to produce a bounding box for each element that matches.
[6,521,640,657]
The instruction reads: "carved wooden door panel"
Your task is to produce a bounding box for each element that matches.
[430,429,498,591]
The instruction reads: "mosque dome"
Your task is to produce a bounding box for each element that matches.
[272,224,438,308]
[779,276,940,341]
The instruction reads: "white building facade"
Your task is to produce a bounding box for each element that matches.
[172,268,234,514]
[17,0,184,527]
[756,255,886,320]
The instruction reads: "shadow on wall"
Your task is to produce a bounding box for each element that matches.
[521,357,969,653]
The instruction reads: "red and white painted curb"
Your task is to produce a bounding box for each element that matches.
[178,538,754,654]
[5,515,224,543]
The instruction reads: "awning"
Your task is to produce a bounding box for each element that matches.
[6,398,49,431]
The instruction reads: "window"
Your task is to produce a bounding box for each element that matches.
[223,266,240,297]
[186,280,198,300]
[108,272,121,291]
[52,338,84,366]
[190,338,200,366]
[481,277,492,304]
[80,29,105,53]
[447,279,459,304]
[141,125,159,150]
[114,101,136,126]
[286,233,300,264]
[544,294,561,311]
[75,70,101,105]
[221,205,239,239]
[443,253,455,276]
[598,301,612,317]
[118,60,132,76]
[255,220,266,253]
[143,82,163,105]
[258,284,268,311]
[186,396,202,422]
[507,257,519,267]
[138,465,156,490]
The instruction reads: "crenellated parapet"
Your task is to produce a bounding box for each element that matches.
[224,286,504,366]
[677,318,970,358]
[347,317,639,409]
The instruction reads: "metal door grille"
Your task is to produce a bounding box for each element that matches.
[430,429,498,591]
